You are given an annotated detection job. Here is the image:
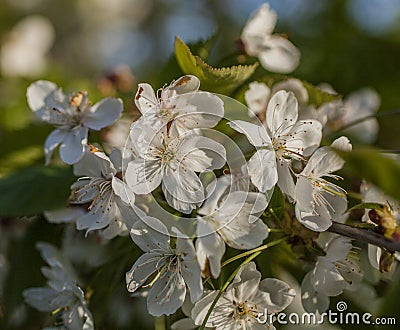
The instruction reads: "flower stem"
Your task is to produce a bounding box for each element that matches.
[221,236,289,268]
[154,316,166,330]
[347,191,364,200]
[268,227,284,233]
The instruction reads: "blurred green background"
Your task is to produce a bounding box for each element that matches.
[1,0,400,329]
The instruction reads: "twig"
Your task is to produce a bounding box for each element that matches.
[328,221,400,252]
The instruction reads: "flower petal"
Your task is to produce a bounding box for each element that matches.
[171,91,224,135]
[169,75,200,94]
[228,120,271,148]
[295,176,314,213]
[191,290,219,326]
[312,259,347,296]
[226,262,261,302]
[271,78,309,105]
[248,149,278,193]
[245,81,271,117]
[241,3,277,54]
[179,135,226,171]
[130,216,170,252]
[135,83,158,114]
[300,271,330,314]
[324,237,353,262]
[44,207,86,224]
[217,199,269,250]
[178,237,203,303]
[44,128,68,165]
[76,204,111,234]
[277,159,296,201]
[59,126,88,164]
[112,177,135,205]
[257,35,300,73]
[266,90,298,137]
[147,271,186,316]
[125,159,162,195]
[82,97,123,130]
[126,252,164,292]
[254,278,295,313]
[27,80,64,116]
[284,120,322,157]
[302,136,351,177]
[162,168,205,213]
[196,219,225,278]
[23,287,75,312]
[73,149,115,178]
[295,205,333,232]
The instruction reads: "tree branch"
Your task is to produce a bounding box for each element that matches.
[328,221,400,252]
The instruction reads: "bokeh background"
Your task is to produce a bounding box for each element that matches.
[1,0,400,329]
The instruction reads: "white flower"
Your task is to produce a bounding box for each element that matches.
[229,90,322,197]
[196,177,269,278]
[192,262,295,329]
[245,81,271,117]
[301,236,362,313]
[245,79,309,120]
[23,242,94,329]
[69,147,137,238]
[27,80,123,164]
[135,75,224,135]
[241,3,300,73]
[341,88,380,143]
[125,122,226,213]
[295,136,351,231]
[126,216,203,316]
[1,16,54,77]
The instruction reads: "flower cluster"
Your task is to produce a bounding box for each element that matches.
[20,2,398,329]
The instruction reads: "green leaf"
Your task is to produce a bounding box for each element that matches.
[302,80,341,107]
[337,149,400,201]
[186,33,218,61]
[0,145,43,176]
[347,202,385,212]
[0,166,75,216]
[0,124,51,160]
[174,37,258,94]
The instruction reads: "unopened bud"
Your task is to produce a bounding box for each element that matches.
[379,250,395,273]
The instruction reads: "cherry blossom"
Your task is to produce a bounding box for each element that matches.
[27,80,123,164]
[68,147,137,238]
[125,121,226,213]
[23,242,94,329]
[295,136,351,231]
[241,3,300,73]
[301,236,362,313]
[229,90,322,198]
[196,177,268,278]
[192,262,295,329]
[126,216,202,316]
[134,75,224,135]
